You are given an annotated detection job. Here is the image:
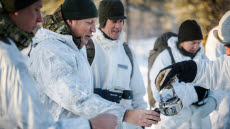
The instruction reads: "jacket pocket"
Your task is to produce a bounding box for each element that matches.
[112,64,131,91]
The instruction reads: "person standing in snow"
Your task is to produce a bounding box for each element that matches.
[84,0,150,128]
[0,0,117,129]
[155,11,230,129]
[205,26,226,61]
[27,0,161,128]
[149,20,213,129]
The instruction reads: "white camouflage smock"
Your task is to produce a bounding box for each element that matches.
[87,28,147,129]
[27,28,127,128]
[149,37,211,129]
[205,27,226,61]
[193,55,230,128]
[0,37,91,129]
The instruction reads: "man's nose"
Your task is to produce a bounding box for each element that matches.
[115,22,122,28]
[193,43,199,50]
[37,12,42,23]
[91,24,96,32]
[226,47,230,56]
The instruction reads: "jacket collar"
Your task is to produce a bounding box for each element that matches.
[93,27,125,45]
[32,28,79,52]
[0,15,34,51]
[167,36,205,61]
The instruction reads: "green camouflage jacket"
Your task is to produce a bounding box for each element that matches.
[43,6,82,49]
[0,6,34,50]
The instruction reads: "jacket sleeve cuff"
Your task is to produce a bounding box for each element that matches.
[122,110,128,122]
[209,90,226,111]
[172,82,198,107]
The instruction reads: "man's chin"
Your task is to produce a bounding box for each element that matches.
[112,36,119,40]
[81,40,88,46]
[111,33,120,40]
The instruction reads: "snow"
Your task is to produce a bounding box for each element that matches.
[130,38,161,129]
[129,38,156,107]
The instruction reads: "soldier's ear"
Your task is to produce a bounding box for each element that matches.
[65,19,73,27]
[13,12,18,16]
[8,11,18,18]
[8,12,19,21]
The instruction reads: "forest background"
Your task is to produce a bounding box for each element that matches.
[43,0,230,47]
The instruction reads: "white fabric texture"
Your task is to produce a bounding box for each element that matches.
[205,27,226,61]
[87,28,147,129]
[210,93,230,129]
[149,36,210,129]
[0,38,91,129]
[194,55,230,91]
[27,28,126,128]
[193,55,230,128]
[159,82,198,107]
[190,96,217,118]
[189,95,218,129]
[152,107,210,129]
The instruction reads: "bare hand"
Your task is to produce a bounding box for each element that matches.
[123,109,161,127]
[90,113,117,129]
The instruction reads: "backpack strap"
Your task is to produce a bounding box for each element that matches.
[166,47,175,64]
[85,39,95,65]
[85,40,133,78]
[123,42,133,78]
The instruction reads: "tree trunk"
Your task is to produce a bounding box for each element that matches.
[125,0,130,43]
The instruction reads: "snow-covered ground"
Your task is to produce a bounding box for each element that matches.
[129,38,156,107]
[129,38,230,129]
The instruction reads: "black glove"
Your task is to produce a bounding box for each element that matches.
[155,60,197,89]
[193,86,210,106]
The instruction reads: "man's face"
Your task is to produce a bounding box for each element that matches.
[224,44,230,56]
[67,18,96,46]
[101,19,124,40]
[9,0,43,33]
[181,40,201,54]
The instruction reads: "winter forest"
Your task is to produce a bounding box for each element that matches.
[43,0,230,40]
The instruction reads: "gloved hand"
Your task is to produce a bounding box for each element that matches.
[155,60,197,89]
[193,86,210,106]
[190,96,217,120]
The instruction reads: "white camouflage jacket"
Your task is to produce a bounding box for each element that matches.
[86,28,147,129]
[27,28,126,127]
[194,55,230,90]
[193,55,230,128]
[194,55,230,106]
[90,28,147,109]
[205,27,226,61]
[0,37,91,129]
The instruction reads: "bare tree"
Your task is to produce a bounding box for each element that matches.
[125,0,131,42]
